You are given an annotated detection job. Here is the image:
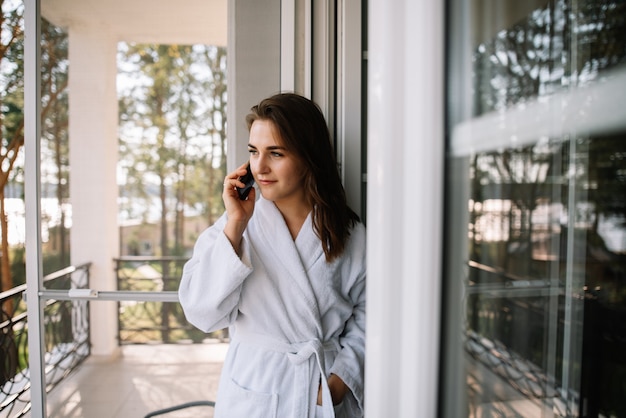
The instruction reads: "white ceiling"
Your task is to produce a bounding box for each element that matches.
[41,0,227,46]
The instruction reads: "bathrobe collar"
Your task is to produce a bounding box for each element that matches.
[252,197,325,336]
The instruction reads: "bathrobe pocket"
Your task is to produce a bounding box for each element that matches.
[221,376,279,418]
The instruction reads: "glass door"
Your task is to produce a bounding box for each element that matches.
[442,1,626,416]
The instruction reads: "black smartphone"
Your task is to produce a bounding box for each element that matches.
[236,163,255,200]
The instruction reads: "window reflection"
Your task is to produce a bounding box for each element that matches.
[446,0,626,416]
[466,131,626,416]
[472,0,626,116]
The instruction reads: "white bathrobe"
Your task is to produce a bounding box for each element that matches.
[178,197,366,418]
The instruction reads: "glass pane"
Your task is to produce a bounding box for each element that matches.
[471,0,626,117]
[443,0,626,417]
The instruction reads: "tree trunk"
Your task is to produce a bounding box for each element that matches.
[0,190,13,299]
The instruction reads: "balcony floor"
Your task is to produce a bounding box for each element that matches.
[42,342,227,418]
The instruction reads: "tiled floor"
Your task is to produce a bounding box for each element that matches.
[42,342,228,418]
[19,339,547,417]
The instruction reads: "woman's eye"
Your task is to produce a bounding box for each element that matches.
[271,152,283,157]
[248,149,258,155]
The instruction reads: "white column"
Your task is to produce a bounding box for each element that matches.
[366,2,445,417]
[68,26,120,356]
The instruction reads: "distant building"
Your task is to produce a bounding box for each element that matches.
[119,215,211,257]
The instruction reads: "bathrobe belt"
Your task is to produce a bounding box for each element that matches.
[236,331,340,418]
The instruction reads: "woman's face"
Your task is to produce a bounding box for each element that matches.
[248,119,308,209]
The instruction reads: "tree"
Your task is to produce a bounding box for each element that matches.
[0,1,24,293]
[1,1,69,292]
[118,43,227,257]
[40,19,69,268]
[171,45,227,254]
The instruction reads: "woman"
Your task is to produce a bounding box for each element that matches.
[178,93,366,418]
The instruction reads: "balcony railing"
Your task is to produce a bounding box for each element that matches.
[114,256,222,344]
[1,257,228,416]
[0,263,91,418]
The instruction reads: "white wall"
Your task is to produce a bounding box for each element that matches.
[227,0,282,171]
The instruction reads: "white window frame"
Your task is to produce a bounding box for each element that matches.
[366,2,445,417]
[24,1,46,415]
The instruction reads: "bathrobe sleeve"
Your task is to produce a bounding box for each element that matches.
[178,214,254,333]
[330,274,366,408]
[329,223,367,413]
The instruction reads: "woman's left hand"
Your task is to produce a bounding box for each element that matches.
[317,373,349,406]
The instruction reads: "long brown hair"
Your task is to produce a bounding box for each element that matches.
[246,93,359,262]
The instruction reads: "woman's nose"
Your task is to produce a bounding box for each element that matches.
[256,157,270,174]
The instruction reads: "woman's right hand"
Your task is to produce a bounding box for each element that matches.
[222,162,256,255]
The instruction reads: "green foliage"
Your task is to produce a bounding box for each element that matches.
[1,1,25,160]
[1,1,70,291]
[6,246,71,287]
[9,247,25,287]
[118,43,227,256]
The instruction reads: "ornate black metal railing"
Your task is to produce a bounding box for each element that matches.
[464,261,580,416]
[115,257,225,344]
[0,263,91,417]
